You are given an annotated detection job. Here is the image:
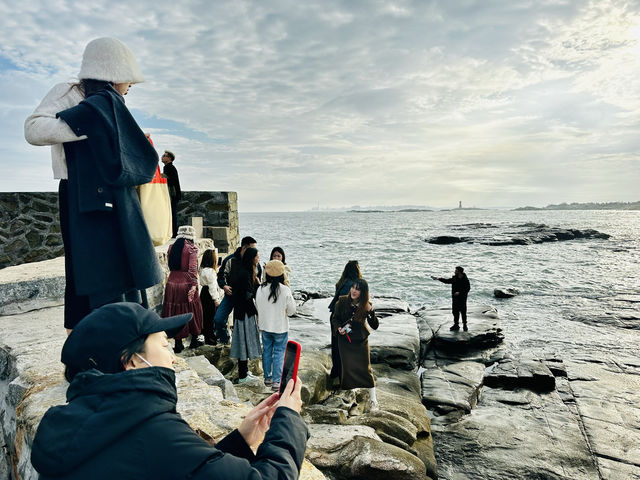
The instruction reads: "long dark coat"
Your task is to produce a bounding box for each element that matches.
[331,295,379,389]
[57,86,162,305]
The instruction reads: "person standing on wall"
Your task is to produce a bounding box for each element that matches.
[24,37,163,333]
[431,266,471,331]
[161,150,181,238]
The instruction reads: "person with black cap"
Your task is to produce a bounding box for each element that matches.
[431,266,472,331]
[31,302,308,480]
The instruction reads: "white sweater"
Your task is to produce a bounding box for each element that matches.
[199,267,223,303]
[24,82,87,179]
[255,284,296,334]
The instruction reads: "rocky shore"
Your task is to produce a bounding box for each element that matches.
[2,255,639,479]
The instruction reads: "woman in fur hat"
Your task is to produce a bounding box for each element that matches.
[163,226,204,353]
[24,37,162,333]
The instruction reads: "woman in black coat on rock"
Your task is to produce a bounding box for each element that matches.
[328,260,362,379]
[331,278,379,411]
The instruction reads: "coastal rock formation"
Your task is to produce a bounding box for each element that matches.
[493,287,520,298]
[426,225,610,246]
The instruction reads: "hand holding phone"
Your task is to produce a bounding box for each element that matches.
[279,341,301,396]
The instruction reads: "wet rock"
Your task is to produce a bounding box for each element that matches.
[372,296,410,317]
[431,386,600,480]
[421,361,486,417]
[345,410,418,447]
[303,404,348,424]
[484,357,556,392]
[420,305,503,353]
[426,235,468,244]
[297,350,332,405]
[493,287,520,298]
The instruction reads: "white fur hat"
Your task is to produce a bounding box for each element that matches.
[78,37,144,84]
[176,225,196,242]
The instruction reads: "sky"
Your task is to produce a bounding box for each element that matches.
[1,0,639,212]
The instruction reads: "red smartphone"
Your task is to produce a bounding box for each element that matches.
[279,340,301,396]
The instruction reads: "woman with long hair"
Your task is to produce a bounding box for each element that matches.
[199,249,222,345]
[263,246,292,286]
[162,226,204,353]
[24,37,162,333]
[331,278,379,410]
[328,260,362,379]
[229,247,262,383]
[255,260,296,391]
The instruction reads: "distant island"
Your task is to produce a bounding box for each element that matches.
[514,201,640,211]
[348,208,432,213]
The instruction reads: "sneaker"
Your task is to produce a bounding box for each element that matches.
[237,377,248,384]
[264,379,273,387]
[450,324,460,331]
[272,383,280,392]
[463,324,468,332]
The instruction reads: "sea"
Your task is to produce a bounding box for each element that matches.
[240,209,639,354]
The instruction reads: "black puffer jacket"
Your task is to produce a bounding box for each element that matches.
[31,368,308,479]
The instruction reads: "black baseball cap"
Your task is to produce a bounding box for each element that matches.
[61,302,191,375]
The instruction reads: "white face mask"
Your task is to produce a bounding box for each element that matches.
[135,353,153,367]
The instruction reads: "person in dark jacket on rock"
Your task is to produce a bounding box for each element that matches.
[31,302,308,480]
[432,266,471,331]
[328,260,362,380]
[330,278,379,411]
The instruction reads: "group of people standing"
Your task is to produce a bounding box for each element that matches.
[25,37,308,479]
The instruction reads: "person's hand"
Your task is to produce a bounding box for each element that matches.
[188,286,196,302]
[430,276,437,280]
[337,327,346,335]
[223,285,232,296]
[237,393,279,449]
[454,291,459,296]
[214,300,220,307]
[278,377,303,413]
[366,302,373,312]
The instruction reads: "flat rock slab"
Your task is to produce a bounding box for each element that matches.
[431,386,600,480]
[419,305,503,353]
[369,313,420,370]
[484,356,556,392]
[421,361,486,417]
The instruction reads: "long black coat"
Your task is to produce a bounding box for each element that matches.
[57,86,162,303]
[437,274,471,306]
[31,368,308,480]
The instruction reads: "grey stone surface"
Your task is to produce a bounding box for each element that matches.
[484,356,556,392]
[421,360,486,417]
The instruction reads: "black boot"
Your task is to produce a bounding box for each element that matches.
[463,322,468,331]
[188,336,204,349]
[204,336,217,346]
[174,338,184,354]
[450,323,460,331]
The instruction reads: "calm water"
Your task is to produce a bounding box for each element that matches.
[240,210,640,334]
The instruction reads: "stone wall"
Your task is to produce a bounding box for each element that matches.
[0,191,239,269]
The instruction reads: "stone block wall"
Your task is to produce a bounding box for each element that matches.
[0,193,63,270]
[178,191,239,254]
[0,191,239,269]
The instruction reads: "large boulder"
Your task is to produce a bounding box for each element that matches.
[306,424,430,480]
[419,305,503,354]
[369,313,420,370]
[493,287,520,298]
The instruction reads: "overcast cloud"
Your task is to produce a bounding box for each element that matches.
[1,0,639,211]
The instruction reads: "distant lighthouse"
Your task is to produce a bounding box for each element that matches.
[458,201,462,209]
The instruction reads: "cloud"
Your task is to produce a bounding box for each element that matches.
[1,0,639,210]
